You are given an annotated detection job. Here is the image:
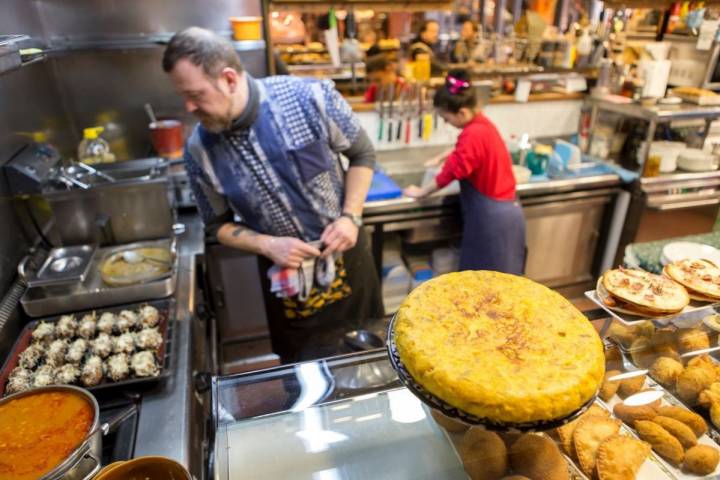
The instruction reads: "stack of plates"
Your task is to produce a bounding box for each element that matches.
[661,242,720,266]
[677,149,719,172]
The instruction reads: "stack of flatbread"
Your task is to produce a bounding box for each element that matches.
[598,268,690,317]
[664,259,720,302]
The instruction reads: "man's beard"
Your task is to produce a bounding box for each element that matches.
[196,96,235,133]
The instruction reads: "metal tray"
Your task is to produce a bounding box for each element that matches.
[21,238,177,317]
[0,298,176,396]
[585,288,720,327]
[27,245,96,288]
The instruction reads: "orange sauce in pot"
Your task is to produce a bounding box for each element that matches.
[0,390,94,480]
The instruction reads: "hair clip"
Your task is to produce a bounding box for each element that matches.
[446,75,470,95]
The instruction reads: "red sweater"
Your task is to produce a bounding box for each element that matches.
[435,113,516,201]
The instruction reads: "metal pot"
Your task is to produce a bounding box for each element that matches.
[0,385,106,480]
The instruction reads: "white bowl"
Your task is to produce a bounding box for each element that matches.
[662,241,720,266]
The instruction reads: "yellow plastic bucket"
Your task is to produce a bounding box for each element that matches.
[230,16,263,41]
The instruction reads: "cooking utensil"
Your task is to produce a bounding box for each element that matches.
[417,85,424,139]
[0,385,105,480]
[377,84,385,142]
[405,83,414,144]
[144,103,158,124]
[122,249,172,266]
[396,88,405,141]
[387,83,395,142]
[344,329,384,351]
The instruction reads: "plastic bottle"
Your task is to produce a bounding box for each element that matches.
[97,112,129,161]
[78,126,116,165]
[576,28,593,68]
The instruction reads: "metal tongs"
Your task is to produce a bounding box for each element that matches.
[56,161,116,189]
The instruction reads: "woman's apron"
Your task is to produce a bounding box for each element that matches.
[458,180,527,274]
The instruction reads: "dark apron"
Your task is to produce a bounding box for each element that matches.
[259,230,384,363]
[458,180,527,274]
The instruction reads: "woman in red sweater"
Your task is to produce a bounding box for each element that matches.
[404,69,526,274]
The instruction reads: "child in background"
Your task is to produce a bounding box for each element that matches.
[364,54,407,103]
[403,69,526,274]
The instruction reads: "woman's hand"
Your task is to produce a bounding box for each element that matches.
[424,149,452,167]
[403,185,432,199]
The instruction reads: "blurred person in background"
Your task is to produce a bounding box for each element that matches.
[364,54,408,102]
[409,20,447,76]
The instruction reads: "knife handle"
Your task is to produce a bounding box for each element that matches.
[387,121,393,142]
[377,120,384,142]
[396,120,403,140]
[405,120,411,144]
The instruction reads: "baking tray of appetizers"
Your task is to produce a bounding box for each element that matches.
[597,341,720,477]
[0,298,175,396]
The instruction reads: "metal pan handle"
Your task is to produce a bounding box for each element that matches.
[77,449,102,480]
[17,255,32,284]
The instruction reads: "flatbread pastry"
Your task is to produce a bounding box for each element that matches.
[596,435,652,480]
[664,259,720,301]
[573,416,621,476]
[597,278,676,318]
[602,268,689,314]
[394,271,605,424]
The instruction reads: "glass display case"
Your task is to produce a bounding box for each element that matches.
[210,350,469,480]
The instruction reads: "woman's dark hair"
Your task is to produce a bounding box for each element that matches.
[365,54,394,74]
[433,68,476,113]
[419,20,439,34]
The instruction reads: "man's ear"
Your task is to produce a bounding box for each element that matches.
[221,67,240,93]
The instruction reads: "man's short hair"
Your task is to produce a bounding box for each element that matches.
[162,27,244,77]
[365,54,394,74]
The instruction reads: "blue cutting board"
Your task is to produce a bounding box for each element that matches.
[366,171,402,201]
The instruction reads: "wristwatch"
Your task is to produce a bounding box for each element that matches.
[341,212,363,228]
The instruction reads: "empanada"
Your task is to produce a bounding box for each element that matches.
[618,374,646,398]
[651,416,697,449]
[612,402,657,427]
[573,416,621,476]
[555,404,609,457]
[599,370,621,401]
[635,420,685,465]
[596,434,652,480]
[656,405,707,437]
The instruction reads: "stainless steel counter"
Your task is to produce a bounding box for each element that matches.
[133,212,205,475]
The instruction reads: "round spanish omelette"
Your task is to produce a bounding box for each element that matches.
[394,271,605,424]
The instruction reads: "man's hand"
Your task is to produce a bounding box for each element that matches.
[261,237,321,268]
[320,217,358,258]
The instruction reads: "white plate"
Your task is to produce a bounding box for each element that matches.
[662,242,720,267]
